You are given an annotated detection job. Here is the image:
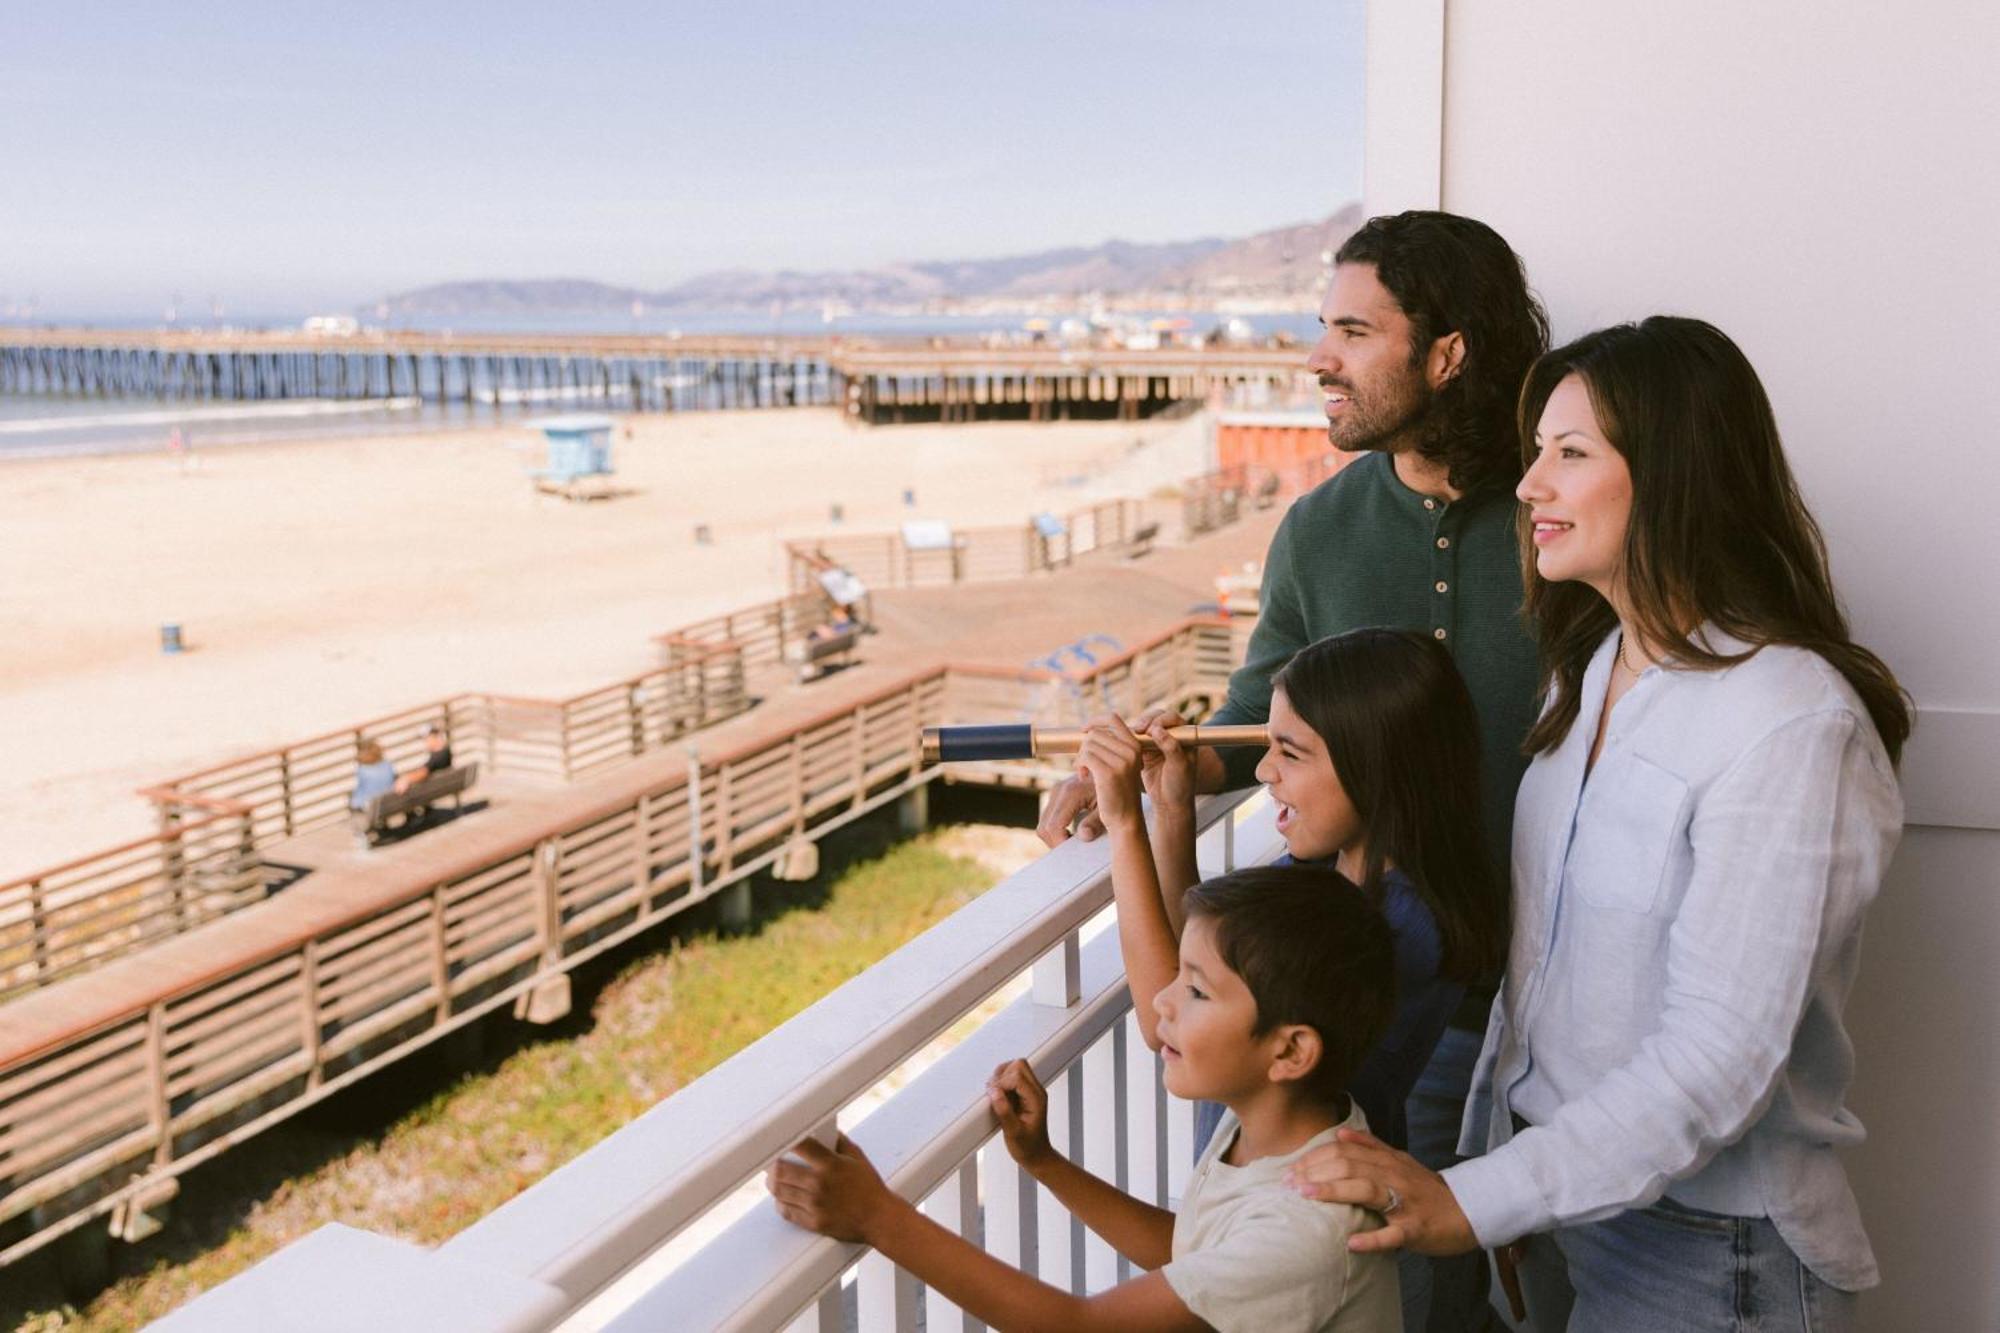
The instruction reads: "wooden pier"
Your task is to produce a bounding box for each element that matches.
[0,327,1310,425]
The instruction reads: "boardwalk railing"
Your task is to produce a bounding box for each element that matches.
[145,645,750,849]
[0,809,261,1003]
[142,698,481,850]
[0,645,751,1005]
[781,462,1305,573]
[785,499,1144,594]
[172,788,1285,1329]
[0,618,1245,1271]
[467,643,751,783]
[1180,466,1247,538]
[655,594,828,670]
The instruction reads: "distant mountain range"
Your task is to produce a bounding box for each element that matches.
[374,206,1361,318]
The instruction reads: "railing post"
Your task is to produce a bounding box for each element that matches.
[685,747,705,901]
[725,648,747,714]
[302,938,325,1090]
[482,696,499,774]
[922,1161,984,1331]
[145,1002,171,1166]
[158,804,189,931]
[1083,1025,1127,1289]
[536,839,562,967]
[858,1250,921,1331]
[981,1134,1039,1279]
[429,888,452,1026]
[688,644,712,728]
[789,733,805,840]
[558,708,574,781]
[714,757,736,879]
[279,750,295,837]
[851,701,870,810]
[514,838,573,1025]
[237,811,259,901]
[627,681,645,758]
[1032,931,1080,1009]
[27,877,50,980]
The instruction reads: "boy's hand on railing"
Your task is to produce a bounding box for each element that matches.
[1035,774,1106,846]
[1132,709,1195,813]
[987,1059,1055,1171]
[766,1133,898,1244]
[1076,716,1145,833]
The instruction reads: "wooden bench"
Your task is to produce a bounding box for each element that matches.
[1126,520,1161,559]
[786,626,861,683]
[358,763,480,846]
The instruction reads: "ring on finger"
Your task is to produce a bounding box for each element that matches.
[1383,1186,1404,1216]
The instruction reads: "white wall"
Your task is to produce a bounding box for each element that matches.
[1366,3,2000,1326]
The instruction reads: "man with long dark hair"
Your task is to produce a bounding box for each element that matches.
[1040,209,1549,1332]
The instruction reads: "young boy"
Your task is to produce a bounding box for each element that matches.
[766,865,1402,1331]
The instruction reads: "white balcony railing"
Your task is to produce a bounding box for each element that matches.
[160,788,1284,1332]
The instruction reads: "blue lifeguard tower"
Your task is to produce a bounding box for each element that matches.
[525,414,616,498]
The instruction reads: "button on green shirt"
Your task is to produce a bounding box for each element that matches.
[1209,451,1540,882]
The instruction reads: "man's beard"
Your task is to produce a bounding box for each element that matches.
[1324,367,1434,455]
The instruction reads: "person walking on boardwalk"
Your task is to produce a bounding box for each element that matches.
[1038,210,1549,1332]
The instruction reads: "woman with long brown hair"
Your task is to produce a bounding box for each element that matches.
[1287,317,1908,1331]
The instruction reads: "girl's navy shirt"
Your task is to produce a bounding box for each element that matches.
[1280,855,1463,1149]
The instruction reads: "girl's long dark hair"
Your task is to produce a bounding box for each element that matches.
[1272,628,1506,984]
[1517,317,1911,764]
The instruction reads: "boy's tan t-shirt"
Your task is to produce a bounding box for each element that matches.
[1162,1104,1400,1333]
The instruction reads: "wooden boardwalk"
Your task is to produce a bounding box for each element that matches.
[0,507,1280,1266]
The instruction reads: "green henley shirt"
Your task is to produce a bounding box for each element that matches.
[1210,450,1540,911]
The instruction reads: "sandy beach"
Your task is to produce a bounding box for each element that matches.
[0,407,1215,879]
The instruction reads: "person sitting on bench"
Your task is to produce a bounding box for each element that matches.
[808,603,859,643]
[396,726,452,793]
[806,548,873,631]
[350,739,397,837]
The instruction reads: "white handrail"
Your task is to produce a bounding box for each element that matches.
[612,922,1142,1331]
[157,789,1282,1332]
[441,789,1276,1317]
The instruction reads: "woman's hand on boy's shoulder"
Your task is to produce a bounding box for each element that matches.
[987,1059,1056,1171]
[766,1133,899,1244]
[1283,1128,1479,1257]
[1076,715,1146,830]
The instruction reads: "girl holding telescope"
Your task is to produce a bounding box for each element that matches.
[1075,626,1509,1154]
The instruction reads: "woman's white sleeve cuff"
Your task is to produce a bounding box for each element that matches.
[1442,1149,1552,1248]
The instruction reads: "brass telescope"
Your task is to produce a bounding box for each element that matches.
[920,722,1269,764]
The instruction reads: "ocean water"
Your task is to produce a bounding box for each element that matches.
[0,308,1321,459]
[0,395,559,461]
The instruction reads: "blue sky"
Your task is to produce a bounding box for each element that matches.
[0,2,1363,317]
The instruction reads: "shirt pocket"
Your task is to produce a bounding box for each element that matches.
[1565,754,1689,915]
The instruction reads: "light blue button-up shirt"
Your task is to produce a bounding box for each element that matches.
[1444,628,1902,1290]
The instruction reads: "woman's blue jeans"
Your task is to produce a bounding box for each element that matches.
[1514,1197,1861,1332]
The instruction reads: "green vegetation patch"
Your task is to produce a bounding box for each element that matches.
[11,823,1004,1333]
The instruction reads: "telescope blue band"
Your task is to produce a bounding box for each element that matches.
[936,724,1035,761]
